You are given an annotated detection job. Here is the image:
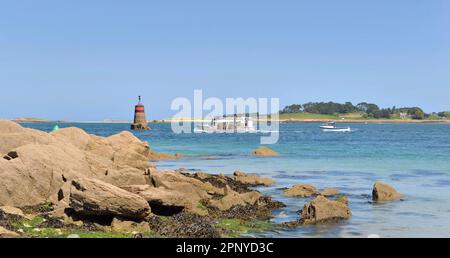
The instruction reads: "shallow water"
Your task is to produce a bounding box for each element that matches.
[24,122,450,237]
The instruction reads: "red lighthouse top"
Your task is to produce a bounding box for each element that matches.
[135,96,145,112]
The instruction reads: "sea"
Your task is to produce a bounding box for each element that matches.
[23,122,450,238]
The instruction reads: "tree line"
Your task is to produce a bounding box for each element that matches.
[281,102,449,120]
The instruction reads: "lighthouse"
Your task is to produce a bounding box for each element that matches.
[131,96,150,130]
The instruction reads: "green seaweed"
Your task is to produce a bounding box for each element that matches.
[215,218,278,238]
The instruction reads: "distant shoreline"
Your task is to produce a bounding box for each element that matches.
[154,118,450,124]
[10,118,450,124]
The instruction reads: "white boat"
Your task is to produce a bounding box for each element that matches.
[320,121,351,132]
[194,116,257,133]
[319,122,337,129]
[322,127,351,132]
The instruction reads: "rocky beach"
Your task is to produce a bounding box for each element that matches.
[0,120,405,238]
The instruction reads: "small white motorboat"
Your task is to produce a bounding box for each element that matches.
[320,121,351,132]
[322,127,351,132]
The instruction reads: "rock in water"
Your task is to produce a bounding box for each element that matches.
[232,171,275,186]
[301,195,351,224]
[0,226,20,238]
[283,184,317,197]
[251,147,279,157]
[69,178,151,220]
[319,188,338,197]
[372,182,401,202]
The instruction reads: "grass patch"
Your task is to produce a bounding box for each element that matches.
[196,203,208,211]
[215,218,278,238]
[279,113,338,120]
[11,215,158,238]
[280,112,368,120]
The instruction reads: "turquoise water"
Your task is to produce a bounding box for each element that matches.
[23,122,450,237]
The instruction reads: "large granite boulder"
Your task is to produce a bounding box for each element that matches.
[69,178,151,220]
[0,121,153,207]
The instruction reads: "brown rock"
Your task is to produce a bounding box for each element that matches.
[148,151,182,161]
[146,170,225,215]
[122,185,191,213]
[372,182,401,202]
[51,127,92,150]
[301,195,351,224]
[111,217,150,233]
[69,178,151,220]
[0,226,20,238]
[113,148,151,170]
[283,184,317,197]
[233,171,275,186]
[0,120,54,154]
[251,147,279,157]
[0,206,30,221]
[319,188,338,197]
[0,121,154,207]
[209,186,261,211]
[194,172,210,180]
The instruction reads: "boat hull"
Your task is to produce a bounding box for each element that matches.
[322,127,351,132]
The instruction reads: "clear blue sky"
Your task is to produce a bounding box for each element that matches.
[1,0,449,120]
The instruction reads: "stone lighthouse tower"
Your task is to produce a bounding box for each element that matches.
[131,96,150,130]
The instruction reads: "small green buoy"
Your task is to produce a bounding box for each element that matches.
[52,124,60,132]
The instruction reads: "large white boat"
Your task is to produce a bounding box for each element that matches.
[320,121,351,132]
[319,121,337,129]
[194,116,257,133]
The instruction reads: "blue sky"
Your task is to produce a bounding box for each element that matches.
[1,0,449,120]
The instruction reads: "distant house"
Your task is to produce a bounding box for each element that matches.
[399,112,408,119]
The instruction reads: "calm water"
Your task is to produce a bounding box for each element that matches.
[23,122,450,237]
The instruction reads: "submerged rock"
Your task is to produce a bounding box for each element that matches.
[69,178,151,220]
[372,182,401,202]
[283,184,317,197]
[232,171,275,186]
[148,151,182,161]
[301,195,351,224]
[251,147,279,157]
[319,188,338,197]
